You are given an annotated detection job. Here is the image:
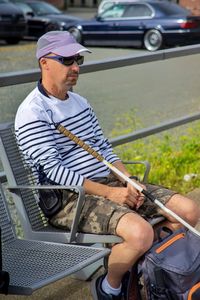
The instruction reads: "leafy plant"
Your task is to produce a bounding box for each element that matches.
[111,112,200,194]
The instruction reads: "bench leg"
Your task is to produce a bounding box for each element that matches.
[73,257,103,281]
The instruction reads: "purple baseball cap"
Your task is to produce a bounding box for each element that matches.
[36,31,91,60]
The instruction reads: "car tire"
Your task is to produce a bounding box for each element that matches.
[45,23,60,33]
[5,37,21,45]
[143,29,163,51]
[68,27,82,43]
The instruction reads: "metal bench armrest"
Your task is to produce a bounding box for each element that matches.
[8,185,84,243]
[123,160,151,182]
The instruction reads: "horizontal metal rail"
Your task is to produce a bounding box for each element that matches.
[110,112,200,147]
[1,43,200,87]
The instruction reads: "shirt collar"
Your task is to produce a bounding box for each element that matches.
[38,80,50,98]
[37,79,69,100]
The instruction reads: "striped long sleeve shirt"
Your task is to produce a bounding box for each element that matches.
[15,82,120,186]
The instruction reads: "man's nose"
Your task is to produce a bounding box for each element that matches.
[71,61,80,69]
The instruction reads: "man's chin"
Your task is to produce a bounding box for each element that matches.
[69,79,78,86]
[66,81,77,90]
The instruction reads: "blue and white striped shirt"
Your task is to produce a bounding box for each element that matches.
[15,82,120,186]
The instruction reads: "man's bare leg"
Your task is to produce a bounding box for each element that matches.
[107,212,154,289]
[158,194,200,231]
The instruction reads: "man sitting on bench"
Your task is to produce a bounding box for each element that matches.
[15,31,200,300]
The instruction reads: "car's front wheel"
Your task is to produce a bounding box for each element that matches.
[45,23,60,33]
[143,29,163,51]
[68,27,82,43]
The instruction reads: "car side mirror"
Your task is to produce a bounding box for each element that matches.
[95,15,103,21]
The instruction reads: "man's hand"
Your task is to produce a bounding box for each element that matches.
[84,177,146,210]
[106,182,145,209]
[127,180,146,210]
[110,160,146,209]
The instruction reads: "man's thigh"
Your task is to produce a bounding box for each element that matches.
[50,178,178,235]
[50,193,133,235]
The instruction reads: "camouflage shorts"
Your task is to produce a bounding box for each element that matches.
[50,174,177,235]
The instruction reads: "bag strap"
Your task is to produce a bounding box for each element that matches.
[123,263,142,300]
[0,227,10,295]
[156,226,173,242]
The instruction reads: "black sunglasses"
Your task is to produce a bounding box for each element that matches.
[44,55,84,66]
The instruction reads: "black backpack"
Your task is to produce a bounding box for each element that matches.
[125,227,200,300]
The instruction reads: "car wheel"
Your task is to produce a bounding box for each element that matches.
[5,38,20,45]
[45,23,60,33]
[68,27,82,43]
[143,29,163,51]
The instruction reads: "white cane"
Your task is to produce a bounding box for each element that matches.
[55,122,200,237]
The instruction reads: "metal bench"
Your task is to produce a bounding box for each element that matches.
[0,182,110,295]
[0,122,164,280]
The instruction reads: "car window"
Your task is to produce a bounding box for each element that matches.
[99,2,114,14]
[15,2,33,14]
[99,3,153,19]
[123,4,152,18]
[28,2,61,15]
[100,4,126,19]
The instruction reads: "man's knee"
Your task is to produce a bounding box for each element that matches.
[167,194,200,226]
[131,221,154,252]
[183,198,200,226]
[117,213,154,253]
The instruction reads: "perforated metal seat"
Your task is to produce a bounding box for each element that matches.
[0,183,110,295]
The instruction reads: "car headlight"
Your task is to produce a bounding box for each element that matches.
[58,22,66,30]
[77,25,82,30]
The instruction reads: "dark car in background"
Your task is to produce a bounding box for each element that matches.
[67,0,200,51]
[0,0,27,44]
[11,0,83,39]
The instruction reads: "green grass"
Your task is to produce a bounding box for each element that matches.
[111,112,200,194]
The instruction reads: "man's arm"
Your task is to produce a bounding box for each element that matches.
[112,160,131,184]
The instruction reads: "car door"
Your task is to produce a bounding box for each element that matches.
[83,2,154,47]
[82,4,126,46]
[108,3,154,47]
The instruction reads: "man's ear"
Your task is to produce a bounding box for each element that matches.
[40,57,48,69]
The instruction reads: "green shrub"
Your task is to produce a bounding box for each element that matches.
[111,112,200,194]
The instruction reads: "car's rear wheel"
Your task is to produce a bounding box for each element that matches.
[68,27,82,43]
[143,29,163,51]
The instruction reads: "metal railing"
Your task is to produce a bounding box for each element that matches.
[1,43,200,87]
[0,44,200,158]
